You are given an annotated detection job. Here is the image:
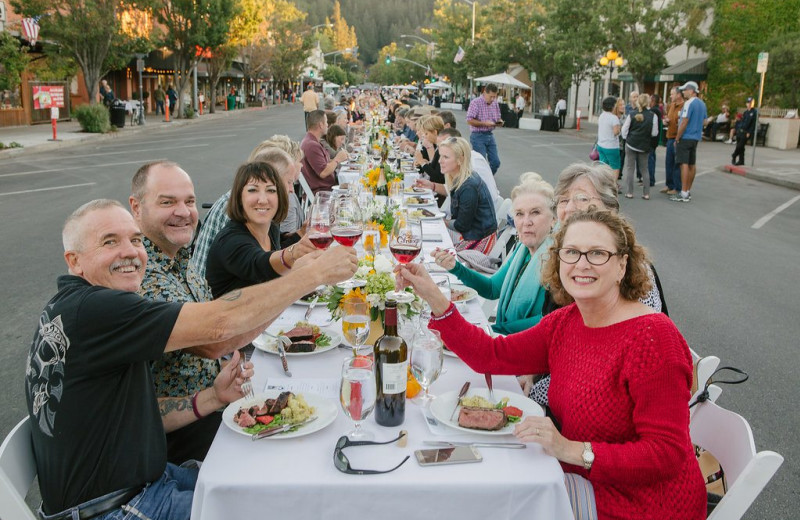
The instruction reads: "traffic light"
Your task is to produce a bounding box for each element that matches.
[309,70,315,77]
[385,56,391,65]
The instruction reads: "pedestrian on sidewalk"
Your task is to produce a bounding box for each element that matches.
[731,97,757,166]
[646,94,662,188]
[661,87,683,195]
[166,85,178,117]
[596,96,622,179]
[466,83,503,175]
[672,81,707,203]
[153,85,166,116]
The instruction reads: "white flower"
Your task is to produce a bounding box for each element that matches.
[373,255,393,274]
[355,265,372,279]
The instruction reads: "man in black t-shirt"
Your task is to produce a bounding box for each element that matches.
[25,199,357,519]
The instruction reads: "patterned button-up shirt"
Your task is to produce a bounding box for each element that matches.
[467,95,501,133]
[139,237,220,397]
[190,191,231,279]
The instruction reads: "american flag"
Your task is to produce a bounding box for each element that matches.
[453,46,465,64]
[21,16,41,46]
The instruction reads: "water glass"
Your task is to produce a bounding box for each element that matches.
[410,329,443,404]
[340,356,376,440]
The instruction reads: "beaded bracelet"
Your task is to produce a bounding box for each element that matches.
[429,302,456,321]
[191,392,205,419]
[280,248,291,269]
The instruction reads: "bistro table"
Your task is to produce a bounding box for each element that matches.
[190,149,573,520]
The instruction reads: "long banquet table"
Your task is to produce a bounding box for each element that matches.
[190,185,573,520]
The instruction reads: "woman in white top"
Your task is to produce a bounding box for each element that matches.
[596,96,622,177]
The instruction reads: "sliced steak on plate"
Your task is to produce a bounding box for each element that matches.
[457,406,507,431]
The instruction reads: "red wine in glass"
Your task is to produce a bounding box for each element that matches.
[390,244,422,264]
[331,227,363,247]
[309,233,333,249]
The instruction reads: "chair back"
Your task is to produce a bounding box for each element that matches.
[690,354,721,417]
[0,417,38,520]
[690,401,784,520]
[495,198,511,229]
[297,174,315,214]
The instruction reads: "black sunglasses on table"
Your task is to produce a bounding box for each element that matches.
[333,432,410,475]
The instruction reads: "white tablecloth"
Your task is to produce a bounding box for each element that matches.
[190,207,573,520]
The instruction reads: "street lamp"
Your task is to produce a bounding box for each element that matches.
[458,0,476,94]
[400,34,432,45]
[598,48,624,98]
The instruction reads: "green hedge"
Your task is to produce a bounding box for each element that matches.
[74,103,111,133]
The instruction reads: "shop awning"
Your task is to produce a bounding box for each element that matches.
[655,57,708,83]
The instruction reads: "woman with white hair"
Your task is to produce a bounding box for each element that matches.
[439,136,497,253]
[432,173,555,334]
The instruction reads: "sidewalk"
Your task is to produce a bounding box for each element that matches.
[0,102,292,159]
[551,119,800,191]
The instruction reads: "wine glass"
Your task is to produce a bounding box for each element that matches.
[340,356,376,440]
[410,329,444,405]
[388,180,403,209]
[308,192,333,250]
[386,211,422,304]
[330,194,366,289]
[431,274,452,302]
[342,297,370,357]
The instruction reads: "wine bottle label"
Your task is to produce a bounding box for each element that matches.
[380,361,408,395]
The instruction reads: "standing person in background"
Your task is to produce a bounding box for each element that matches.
[153,85,166,116]
[466,83,503,175]
[515,92,526,121]
[596,97,622,179]
[166,85,178,117]
[99,79,115,107]
[646,94,663,188]
[301,83,318,131]
[672,81,707,203]
[731,97,757,166]
[661,87,684,195]
[621,93,658,200]
[555,97,567,129]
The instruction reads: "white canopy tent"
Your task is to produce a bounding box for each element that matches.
[474,73,530,90]
[423,80,451,90]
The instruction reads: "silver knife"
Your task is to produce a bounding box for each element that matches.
[449,382,471,422]
[276,340,292,377]
[252,416,317,441]
[423,440,526,449]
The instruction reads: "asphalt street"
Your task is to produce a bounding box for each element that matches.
[0,104,797,517]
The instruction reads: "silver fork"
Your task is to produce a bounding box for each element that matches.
[239,350,255,400]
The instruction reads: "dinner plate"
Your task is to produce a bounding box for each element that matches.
[252,325,341,356]
[409,210,446,220]
[403,187,433,196]
[405,198,437,207]
[222,391,338,439]
[294,287,328,306]
[430,388,543,436]
[450,285,478,303]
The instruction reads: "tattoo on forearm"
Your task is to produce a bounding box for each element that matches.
[159,398,191,417]
[221,289,242,301]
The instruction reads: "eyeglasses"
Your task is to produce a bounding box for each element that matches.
[557,248,620,266]
[333,433,410,475]
[556,193,601,208]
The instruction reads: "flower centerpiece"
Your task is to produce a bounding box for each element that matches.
[360,197,395,247]
[325,254,422,343]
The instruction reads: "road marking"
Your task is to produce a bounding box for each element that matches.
[0,182,96,197]
[751,195,800,229]
[6,143,207,163]
[0,158,168,178]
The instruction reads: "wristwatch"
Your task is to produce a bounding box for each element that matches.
[582,442,595,470]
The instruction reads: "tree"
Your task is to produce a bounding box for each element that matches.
[10,0,147,104]
[0,31,29,92]
[763,31,800,108]
[152,0,238,117]
[323,64,347,85]
[266,0,313,87]
[706,0,800,110]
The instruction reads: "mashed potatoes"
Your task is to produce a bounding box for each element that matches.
[280,394,315,424]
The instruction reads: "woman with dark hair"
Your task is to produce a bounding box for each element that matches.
[596,96,621,177]
[395,210,705,520]
[322,124,347,163]
[205,161,311,298]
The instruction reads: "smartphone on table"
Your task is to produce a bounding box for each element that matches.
[414,446,482,466]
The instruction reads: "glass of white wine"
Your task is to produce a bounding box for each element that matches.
[342,297,370,357]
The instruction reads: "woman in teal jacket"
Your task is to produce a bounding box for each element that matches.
[432,173,555,335]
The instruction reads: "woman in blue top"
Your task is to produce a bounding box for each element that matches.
[432,173,555,334]
[440,136,497,254]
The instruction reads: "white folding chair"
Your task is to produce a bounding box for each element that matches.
[495,198,511,229]
[0,417,37,520]
[690,401,784,520]
[297,173,315,214]
[690,354,721,417]
[487,226,516,264]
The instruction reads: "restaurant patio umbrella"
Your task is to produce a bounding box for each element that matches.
[474,73,530,90]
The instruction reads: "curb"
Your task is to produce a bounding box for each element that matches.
[718,164,800,192]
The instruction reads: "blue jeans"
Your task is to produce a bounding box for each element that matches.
[101,463,198,520]
[664,139,681,191]
[647,149,656,186]
[470,131,500,174]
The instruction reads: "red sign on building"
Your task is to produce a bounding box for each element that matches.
[32,86,66,109]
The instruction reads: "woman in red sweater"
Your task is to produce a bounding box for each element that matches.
[395,210,706,520]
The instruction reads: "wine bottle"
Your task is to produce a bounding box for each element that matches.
[374,300,407,426]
